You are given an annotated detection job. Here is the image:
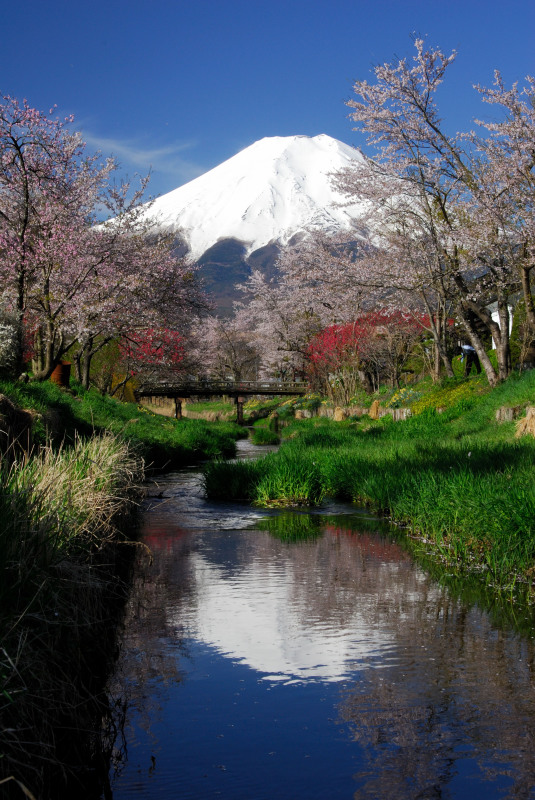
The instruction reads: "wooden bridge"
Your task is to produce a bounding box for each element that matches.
[135,379,308,423]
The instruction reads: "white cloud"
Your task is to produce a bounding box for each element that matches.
[81,131,208,192]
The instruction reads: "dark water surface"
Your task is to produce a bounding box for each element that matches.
[108,441,535,799]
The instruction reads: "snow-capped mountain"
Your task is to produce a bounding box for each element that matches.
[144,134,367,259]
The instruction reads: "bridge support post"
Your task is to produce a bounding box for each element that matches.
[174,397,183,420]
[235,396,245,425]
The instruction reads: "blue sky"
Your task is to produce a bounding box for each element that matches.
[2,0,534,199]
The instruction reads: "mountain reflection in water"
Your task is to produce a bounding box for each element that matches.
[109,454,535,800]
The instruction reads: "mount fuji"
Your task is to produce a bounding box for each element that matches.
[142,134,369,309]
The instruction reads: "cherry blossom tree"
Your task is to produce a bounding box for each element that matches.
[235,269,327,381]
[68,214,207,389]
[0,94,115,374]
[0,94,208,384]
[238,219,454,385]
[472,74,535,361]
[331,164,458,380]
[234,232,372,380]
[334,40,521,385]
[191,315,259,381]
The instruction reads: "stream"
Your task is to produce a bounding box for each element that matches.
[106,439,535,799]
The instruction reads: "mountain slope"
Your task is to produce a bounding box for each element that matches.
[144,134,368,260]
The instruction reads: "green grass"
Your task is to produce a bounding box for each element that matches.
[0,378,245,469]
[204,370,535,592]
[202,457,268,500]
[204,446,324,507]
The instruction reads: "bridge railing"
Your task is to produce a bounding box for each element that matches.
[136,379,309,397]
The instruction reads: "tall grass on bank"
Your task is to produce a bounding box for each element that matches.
[0,434,144,797]
[203,449,324,506]
[204,372,535,591]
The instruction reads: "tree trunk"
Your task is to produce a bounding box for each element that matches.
[430,342,439,381]
[495,298,512,382]
[421,297,454,380]
[73,351,83,383]
[77,336,94,390]
[82,349,91,390]
[521,264,535,338]
[457,305,498,386]
[31,323,65,381]
[466,298,510,382]
[439,303,455,378]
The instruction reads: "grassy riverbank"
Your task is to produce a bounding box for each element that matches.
[204,370,535,595]
[0,378,245,468]
[0,380,246,797]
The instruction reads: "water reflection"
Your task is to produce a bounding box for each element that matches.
[174,534,399,683]
[109,462,535,799]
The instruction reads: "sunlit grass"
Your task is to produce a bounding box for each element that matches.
[0,378,245,468]
[205,370,535,590]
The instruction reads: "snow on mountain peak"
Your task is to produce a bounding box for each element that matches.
[143,134,367,258]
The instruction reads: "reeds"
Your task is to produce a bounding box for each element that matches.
[254,452,324,506]
[202,457,266,500]
[203,449,324,506]
[0,433,144,796]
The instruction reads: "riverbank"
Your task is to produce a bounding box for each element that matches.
[204,370,535,597]
[0,380,247,798]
